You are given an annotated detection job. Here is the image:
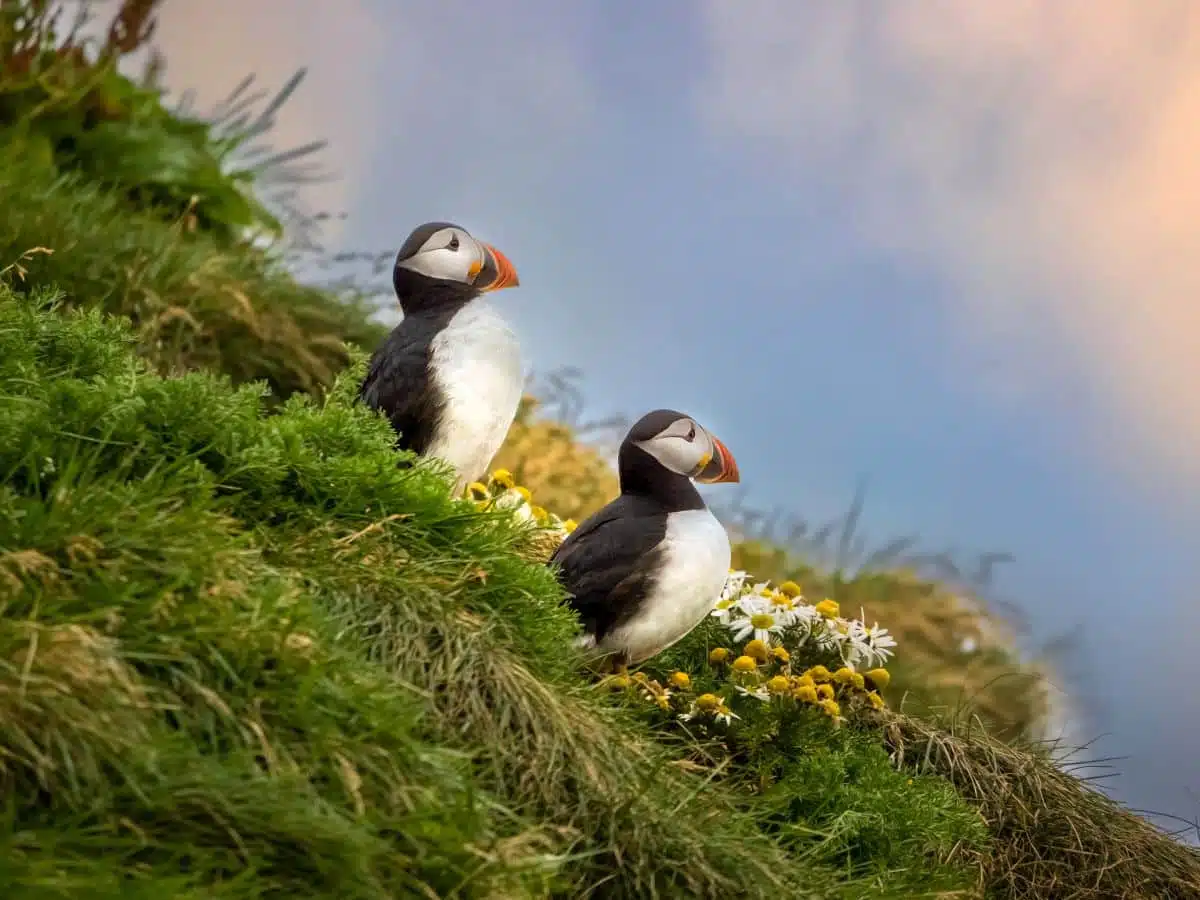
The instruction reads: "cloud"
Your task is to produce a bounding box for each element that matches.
[697,1,1200,498]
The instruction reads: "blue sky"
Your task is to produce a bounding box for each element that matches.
[156,0,1200,831]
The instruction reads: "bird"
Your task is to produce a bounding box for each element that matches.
[358,222,522,493]
[548,409,740,672]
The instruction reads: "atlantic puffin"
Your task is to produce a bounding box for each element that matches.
[549,409,740,670]
[358,222,522,492]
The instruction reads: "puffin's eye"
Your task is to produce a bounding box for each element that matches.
[447,235,460,251]
[686,424,696,441]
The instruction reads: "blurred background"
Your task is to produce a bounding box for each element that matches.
[33,0,1200,833]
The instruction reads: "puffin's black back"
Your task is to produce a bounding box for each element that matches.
[358,267,478,453]
[549,419,709,648]
[549,494,670,647]
[358,309,454,453]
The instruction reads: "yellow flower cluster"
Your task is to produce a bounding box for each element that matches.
[604,643,890,729]
[703,637,891,724]
[467,469,577,540]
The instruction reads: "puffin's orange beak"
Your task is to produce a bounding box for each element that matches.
[696,435,740,484]
[479,244,520,292]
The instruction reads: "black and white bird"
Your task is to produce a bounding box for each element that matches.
[549,409,740,670]
[359,222,522,493]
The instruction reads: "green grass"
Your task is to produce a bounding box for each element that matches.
[0,150,385,401]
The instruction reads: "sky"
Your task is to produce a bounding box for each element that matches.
[147,0,1200,831]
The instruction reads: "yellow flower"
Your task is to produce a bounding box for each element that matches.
[814,598,840,619]
[514,486,533,504]
[795,685,818,703]
[766,675,791,694]
[805,665,832,683]
[791,674,815,690]
[467,481,489,499]
[743,639,770,663]
[608,675,632,690]
[732,655,758,674]
[668,671,692,690]
[563,518,578,534]
[769,592,793,608]
[531,505,549,522]
[490,469,515,489]
[771,646,790,664]
[656,695,671,711]
[778,580,802,598]
[708,647,731,665]
[866,691,885,710]
[866,668,891,691]
[833,667,857,685]
[817,684,835,701]
[818,698,841,718]
[850,672,866,690]
[695,692,721,712]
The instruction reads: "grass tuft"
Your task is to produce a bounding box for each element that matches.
[887,712,1200,899]
[0,151,384,401]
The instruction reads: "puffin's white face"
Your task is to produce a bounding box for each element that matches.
[394,224,520,294]
[396,226,488,284]
[633,415,740,484]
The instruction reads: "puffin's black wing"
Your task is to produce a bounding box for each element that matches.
[549,495,669,644]
[358,321,446,455]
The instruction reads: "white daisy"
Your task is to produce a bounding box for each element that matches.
[709,596,742,625]
[735,684,770,702]
[763,590,799,616]
[843,620,897,667]
[787,603,821,638]
[720,569,749,601]
[815,617,852,657]
[680,694,740,726]
[728,594,794,644]
[862,623,897,666]
[714,706,739,726]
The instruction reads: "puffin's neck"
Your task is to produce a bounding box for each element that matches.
[393,270,479,317]
[617,444,706,512]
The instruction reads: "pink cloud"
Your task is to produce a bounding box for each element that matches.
[698,1,1200,499]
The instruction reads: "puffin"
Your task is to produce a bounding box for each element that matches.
[549,409,741,671]
[358,222,522,493]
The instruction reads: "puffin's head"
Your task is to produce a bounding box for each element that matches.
[624,409,740,485]
[392,222,519,311]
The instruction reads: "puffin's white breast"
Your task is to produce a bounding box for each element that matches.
[603,508,731,664]
[426,299,523,491]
